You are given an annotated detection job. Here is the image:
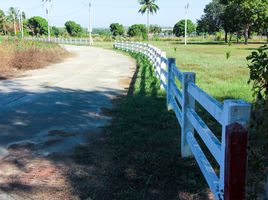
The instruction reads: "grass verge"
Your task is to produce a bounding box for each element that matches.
[71,52,211,200]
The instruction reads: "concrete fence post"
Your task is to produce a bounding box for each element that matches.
[266,174,268,200]
[154,48,158,69]
[146,44,149,59]
[220,100,251,199]
[155,49,161,79]
[129,42,133,52]
[126,41,129,52]
[152,47,156,68]
[167,58,176,111]
[160,52,167,90]
[181,72,196,157]
[224,123,248,200]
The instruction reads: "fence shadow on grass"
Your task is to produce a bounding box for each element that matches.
[69,53,210,200]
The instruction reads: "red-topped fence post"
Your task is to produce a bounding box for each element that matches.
[224,123,248,200]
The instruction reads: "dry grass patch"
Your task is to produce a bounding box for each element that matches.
[0,38,69,79]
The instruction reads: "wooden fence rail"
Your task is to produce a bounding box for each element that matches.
[24,37,91,45]
[114,41,251,200]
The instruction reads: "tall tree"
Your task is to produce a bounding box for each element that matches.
[0,10,13,35]
[197,0,225,34]
[138,0,159,33]
[7,7,20,35]
[0,10,5,34]
[8,7,19,20]
[221,0,268,44]
[220,3,242,43]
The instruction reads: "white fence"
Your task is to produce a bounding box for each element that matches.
[24,37,92,45]
[114,41,251,200]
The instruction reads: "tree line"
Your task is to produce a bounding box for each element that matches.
[196,0,268,44]
[0,7,89,38]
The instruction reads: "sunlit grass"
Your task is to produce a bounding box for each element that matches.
[149,41,261,102]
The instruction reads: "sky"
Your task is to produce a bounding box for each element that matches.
[0,0,211,28]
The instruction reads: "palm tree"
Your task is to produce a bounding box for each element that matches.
[0,10,10,35]
[0,16,12,35]
[8,7,19,19]
[8,7,19,35]
[138,0,159,33]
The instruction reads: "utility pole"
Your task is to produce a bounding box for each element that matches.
[18,10,24,38]
[20,11,24,38]
[13,14,16,36]
[18,11,21,33]
[42,0,52,41]
[184,2,189,46]
[89,2,93,45]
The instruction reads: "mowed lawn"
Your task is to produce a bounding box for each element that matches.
[149,41,261,102]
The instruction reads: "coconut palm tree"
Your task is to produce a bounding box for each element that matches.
[0,16,12,35]
[8,7,19,35]
[8,7,19,19]
[0,10,10,35]
[138,0,159,33]
[0,10,5,33]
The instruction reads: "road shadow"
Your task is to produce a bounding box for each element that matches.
[68,54,210,200]
[0,81,125,199]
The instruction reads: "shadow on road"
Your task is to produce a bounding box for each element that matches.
[67,53,211,200]
[0,82,125,200]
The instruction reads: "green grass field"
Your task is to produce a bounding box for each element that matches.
[151,42,262,102]
[95,41,261,102]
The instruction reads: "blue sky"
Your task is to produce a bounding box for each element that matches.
[1,0,211,28]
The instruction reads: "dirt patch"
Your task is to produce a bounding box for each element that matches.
[119,77,132,88]
[0,149,79,200]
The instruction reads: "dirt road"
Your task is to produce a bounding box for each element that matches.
[0,45,135,199]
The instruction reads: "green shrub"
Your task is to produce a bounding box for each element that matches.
[247,45,268,199]
[173,20,195,37]
[65,21,83,37]
[26,16,48,36]
[127,24,148,40]
[215,31,223,41]
[110,23,124,37]
[246,45,268,101]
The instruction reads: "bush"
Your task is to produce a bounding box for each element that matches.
[127,24,148,40]
[150,25,162,34]
[247,45,268,102]
[110,23,124,37]
[246,45,268,199]
[51,26,60,37]
[215,31,223,41]
[173,20,195,37]
[65,21,83,37]
[26,16,48,36]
